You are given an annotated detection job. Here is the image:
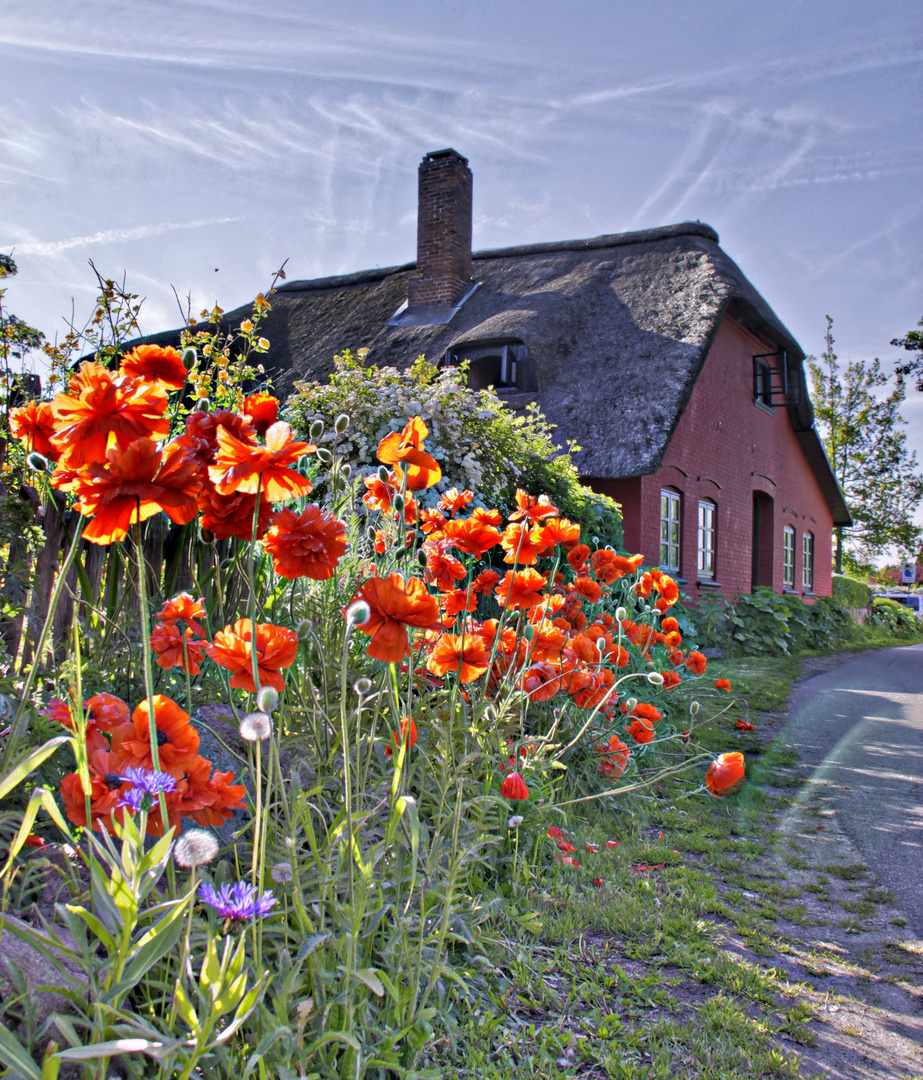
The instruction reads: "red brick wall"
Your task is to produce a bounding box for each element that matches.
[586,315,835,599]
[407,149,473,307]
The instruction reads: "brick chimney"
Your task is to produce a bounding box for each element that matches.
[407,149,473,309]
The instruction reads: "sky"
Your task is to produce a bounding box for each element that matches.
[2,0,922,519]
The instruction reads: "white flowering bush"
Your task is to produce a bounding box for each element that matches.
[285,349,624,547]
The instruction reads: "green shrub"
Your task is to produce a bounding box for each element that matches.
[285,350,624,548]
[867,597,922,636]
[832,574,872,610]
[685,588,858,656]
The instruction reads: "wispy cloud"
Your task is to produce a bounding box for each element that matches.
[12,217,242,257]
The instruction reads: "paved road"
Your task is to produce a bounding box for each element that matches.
[780,643,923,934]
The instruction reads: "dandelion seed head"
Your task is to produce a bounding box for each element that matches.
[239,711,273,741]
[270,862,294,883]
[174,829,220,867]
[508,815,524,829]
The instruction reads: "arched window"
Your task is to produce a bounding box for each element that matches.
[443,340,537,394]
[660,489,681,573]
[802,532,814,591]
[697,500,717,580]
[783,525,796,589]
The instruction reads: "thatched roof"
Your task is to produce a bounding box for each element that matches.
[143,220,850,524]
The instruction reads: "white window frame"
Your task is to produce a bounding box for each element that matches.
[802,532,814,591]
[660,490,681,574]
[783,525,796,589]
[697,500,717,579]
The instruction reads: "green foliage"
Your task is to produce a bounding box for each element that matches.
[831,574,872,610]
[808,315,923,560]
[892,315,923,393]
[866,597,922,637]
[285,350,623,548]
[686,589,858,657]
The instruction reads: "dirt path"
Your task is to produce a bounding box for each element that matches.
[754,648,923,1079]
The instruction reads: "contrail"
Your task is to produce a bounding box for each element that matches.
[12,216,242,256]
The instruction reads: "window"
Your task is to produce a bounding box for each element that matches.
[660,490,681,573]
[802,532,814,591]
[443,340,537,394]
[697,500,717,579]
[754,357,774,409]
[783,526,796,589]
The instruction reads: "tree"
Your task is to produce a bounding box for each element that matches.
[808,315,923,569]
[892,316,923,391]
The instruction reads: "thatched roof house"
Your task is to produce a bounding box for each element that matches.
[151,148,849,598]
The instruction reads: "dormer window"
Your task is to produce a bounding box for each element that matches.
[443,339,537,394]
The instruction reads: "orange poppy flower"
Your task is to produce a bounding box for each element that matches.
[589,550,625,585]
[198,486,273,540]
[654,576,680,611]
[476,618,519,656]
[596,735,631,779]
[426,633,490,682]
[495,568,548,610]
[573,576,603,603]
[500,771,530,801]
[622,701,662,724]
[262,505,347,580]
[536,517,581,550]
[419,507,448,535]
[188,768,248,827]
[111,695,200,772]
[156,593,207,635]
[661,616,680,634]
[363,471,399,514]
[527,622,568,662]
[626,717,656,744]
[500,522,550,566]
[50,362,170,467]
[611,553,645,575]
[119,344,187,390]
[521,661,561,702]
[441,588,478,618]
[243,392,279,433]
[442,516,502,558]
[376,416,442,490]
[422,542,467,591]
[471,568,501,595]
[714,678,732,692]
[470,506,503,527]
[384,715,418,757]
[210,421,315,502]
[60,746,130,832]
[353,573,442,663]
[177,409,257,467]
[437,487,474,515]
[9,400,60,460]
[704,752,746,797]
[206,618,299,692]
[685,651,708,675]
[660,670,682,690]
[84,692,131,732]
[567,544,591,572]
[150,622,206,675]
[508,489,558,524]
[74,438,200,545]
[569,668,615,710]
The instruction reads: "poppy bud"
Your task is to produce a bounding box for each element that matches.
[625,697,637,712]
[334,413,350,433]
[26,452,48,472]
[316,447,333,465]
[345,600,371,628]
[377,465,390,484]
[256,686,279,714]
[195,398,210,413]
[647,671,664,685]
[340,463,352,480]
[417,549,428,566]
[522,624,535,641]
[309,419,325,440]
[182,346,197,370]
[615,607,627,622]
[596,637,606,653]
[690,701,700,716]
[367,525,378,543]
[393,493,405,513]
[353,677,372,696]
[680,730,690,744]
[500,771,530,801]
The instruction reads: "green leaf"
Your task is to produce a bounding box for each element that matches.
[0,1020,43,1079]
[172,980,200,1037]
[353,968,385,997]
[55,1038,163,1061]
[0,737,70,801]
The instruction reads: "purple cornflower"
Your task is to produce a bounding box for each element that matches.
[116,768,176,810]
[198,881,277,923]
